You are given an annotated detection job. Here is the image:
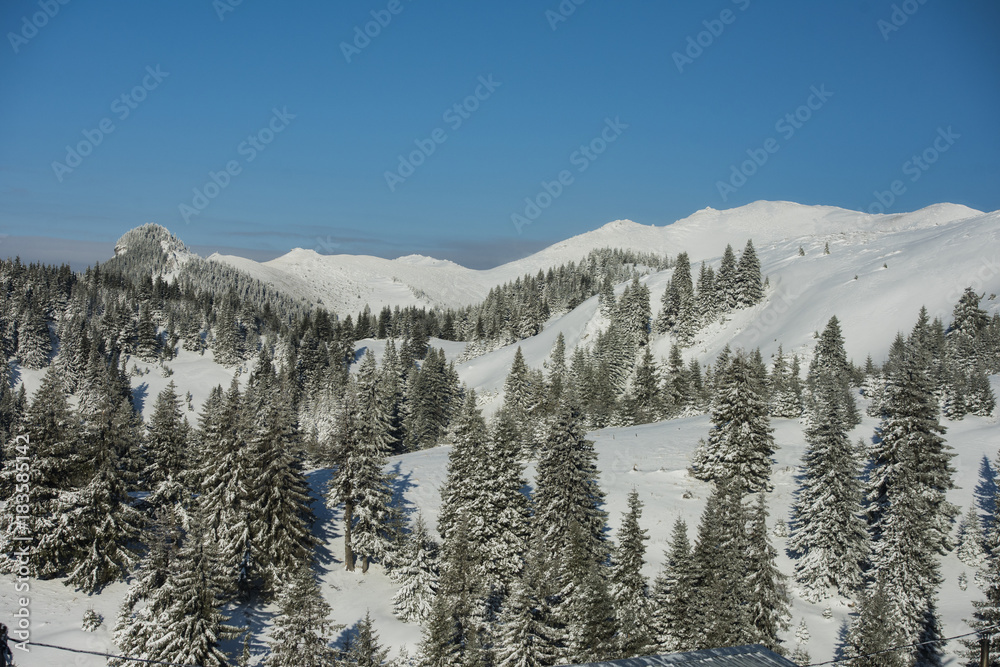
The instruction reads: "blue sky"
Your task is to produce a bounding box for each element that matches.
[1,0,998,269]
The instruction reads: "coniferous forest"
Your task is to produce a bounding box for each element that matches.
[2,223,1000,667]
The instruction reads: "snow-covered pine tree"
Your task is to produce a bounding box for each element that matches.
[145,381,191,516]
[716,244,738,310]
[15,296,51,369]
[61,392,145,593]
[696,261,717,324]
[438,390,490,541]
[789,328,868,601]
[630,347,664,424]
[144,505,241,667]
[651,518,694,652]
[691,350,775,493]
[745,493,790,654]
[350,352,394,573]
[241,351,316,593]
[265,563,342,667]
[420,511,486,667]
[844,573,906,667]
[503,346,534,447]
[657,252,694,336]
[735,239,763,307]
[956,504,987,568]
[0,365,84,577]
[807,316,861,429]
[617,276,650,348]
[392,514,440,623]
[495,540,551,667]
[686,480,754,650]
[557,518,616,665]
[112,507,182,666]
[610,489,655,658]
[964,501,1000,667]
[344,612,390,667]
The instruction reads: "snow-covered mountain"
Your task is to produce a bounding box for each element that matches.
[206,200,984,313]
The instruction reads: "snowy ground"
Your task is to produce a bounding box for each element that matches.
[4,201,1000,664]
[3,378,999,666]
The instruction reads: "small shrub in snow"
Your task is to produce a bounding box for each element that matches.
[82,608,103,632]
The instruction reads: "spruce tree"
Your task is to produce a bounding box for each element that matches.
[735,239,763,307]
[965,503,1000,667]
[392,514,440,623]
[692,351,775,493]
[716,244,738,310]
[790,326,868,601]
[686,481,754,650]
[350,352,394,573]
[611,489,654,658]
[62,394,145,593]
[344,612,390,667]
[807,316,861,429]
[266,564,342,667]
[651,518,694,651]
[745,493,790,654]
[144,506,241,667]
[145,381,191,515]
[0,365,84,577]
[844,574,907,667]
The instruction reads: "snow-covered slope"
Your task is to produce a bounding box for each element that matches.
[207,201,983,314]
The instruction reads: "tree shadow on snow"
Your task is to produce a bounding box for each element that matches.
[389,461,417,525]
[307,467,342,572]
[130,381,149,414]
[225,598,274,664]
[975,455,998,532]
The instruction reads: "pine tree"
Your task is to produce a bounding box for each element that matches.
[16,297,52,369]
[735,239,763,307]
[790,327,868,601]
[392,514,440,623]
[558,518,616,665]
[496,543,551,667]
[965,504,1000,667]
[62,394,145,593]
[266,564,342,667]
[956,505,987,568]
[807,316,861,429]
[344,612,390,667]
[0,365,84,577]
[745,493,790,654]
[716,244,738,310]
[844,574,907,667]
[611,490,654,658]
[145,381,191,515]
[503,347,534,447]
[651,518,694,652]
[245,359,316,594]
[351,352,394,573]
[144,506,241,667]
[686,481,754,650]
[691,351,775,493]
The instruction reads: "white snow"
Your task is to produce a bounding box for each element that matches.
[3,200,1000,665]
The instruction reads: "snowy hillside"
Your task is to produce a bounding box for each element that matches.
[5,378,998,667]
[207,201,984,314]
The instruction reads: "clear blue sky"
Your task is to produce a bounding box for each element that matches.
[1,0,998,268]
